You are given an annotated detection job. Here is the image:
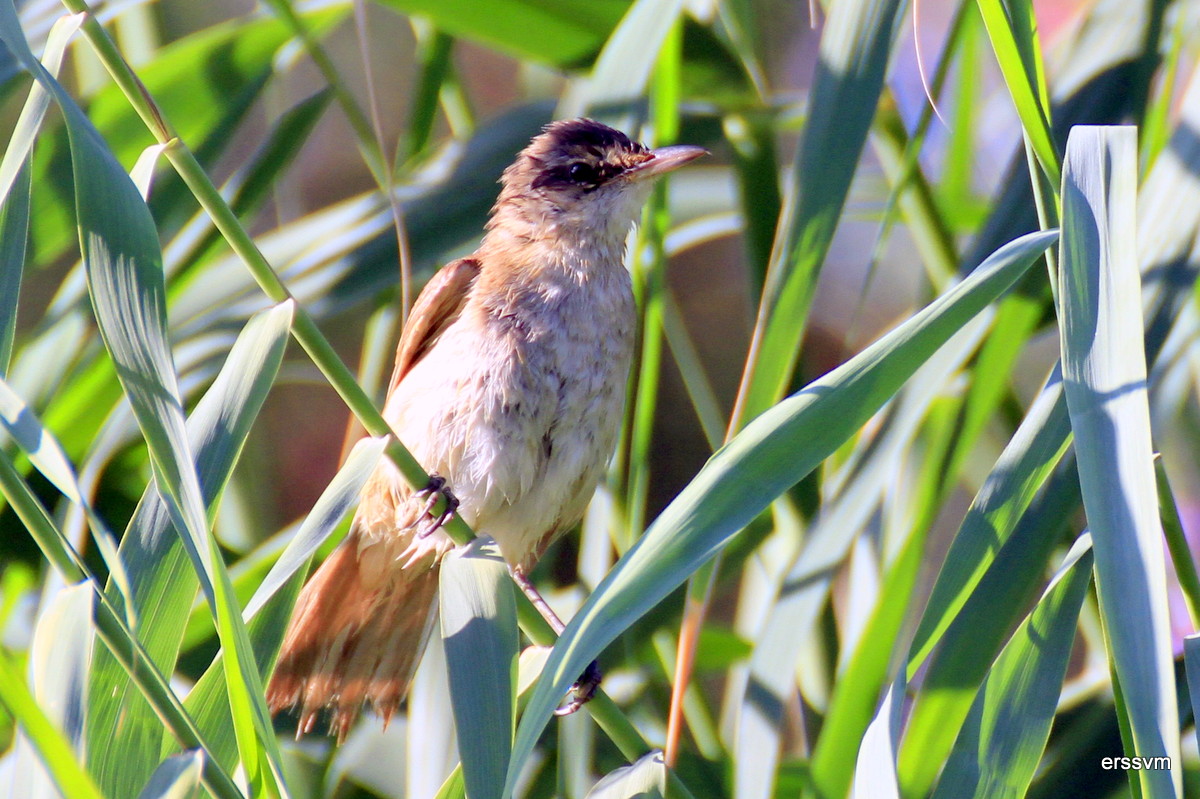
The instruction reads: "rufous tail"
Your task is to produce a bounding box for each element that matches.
[266,534,439,742]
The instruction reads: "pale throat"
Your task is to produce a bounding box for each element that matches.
[480,205,636,284]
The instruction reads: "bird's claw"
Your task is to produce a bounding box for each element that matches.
[404,474,459,538]
[553,660,601,716]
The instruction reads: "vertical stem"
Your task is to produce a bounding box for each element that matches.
[1023,134,1061,303]
[623,20,683,548]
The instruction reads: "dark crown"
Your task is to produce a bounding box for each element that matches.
[508,119,652,194]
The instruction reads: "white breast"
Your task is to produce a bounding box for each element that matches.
[383,257,635,566]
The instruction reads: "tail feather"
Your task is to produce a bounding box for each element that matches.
[266,535,440,741]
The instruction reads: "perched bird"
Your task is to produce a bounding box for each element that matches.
[266,118,706,740]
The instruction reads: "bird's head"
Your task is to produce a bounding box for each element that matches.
[488,119,706,247]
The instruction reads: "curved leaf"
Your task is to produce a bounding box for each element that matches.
[242,434,386,621]
[0,11,80,374]
[851,671,905,799]
[505,229,1059,795]
[735,0,904,427]
[584,750,666,799]
[86,302,293,796]
[137,751,204,799]
[930,536,1093,799]
[740,309,991,799]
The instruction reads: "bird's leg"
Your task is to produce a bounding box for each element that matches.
[553,660,600,716]
[404,473,460,538]
[508,564,602,715]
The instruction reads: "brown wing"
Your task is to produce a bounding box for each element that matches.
[386,257,481,392]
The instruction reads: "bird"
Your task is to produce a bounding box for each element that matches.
[266,118,706,741]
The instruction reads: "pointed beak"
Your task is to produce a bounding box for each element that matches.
[624,145,708,181]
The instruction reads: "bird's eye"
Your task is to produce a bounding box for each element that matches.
[568,162,598,184]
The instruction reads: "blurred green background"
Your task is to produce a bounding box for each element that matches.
[2,0,1200,797]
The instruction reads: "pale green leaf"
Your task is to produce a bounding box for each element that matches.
[407,634,460,798]
[931,536,1094,799]
[851,671,905,799]
[373,0,627,66]
[0,377,134,624]
[736,0,904,426]
[0,13,81,206]
[584,750,666,799]
[433,766,466,799]
[86,302,292,795]
[440,537,519,799]
[0,158,29,377]
[906,371,1071,674]
[975,0,1059,184]
[181,432,387,768]
[0,11,82,375]
[558,0,683,120]
[242,435,387,621]
[738,310,991,799]
[505,229,1058,795]
[15,33,288,792]
[137,751,204,799]
[8,584,101,799]
[898,432,1078,797]
[1184,634,1200,756]
[129,143,171,201]
[1059,125,1178,796]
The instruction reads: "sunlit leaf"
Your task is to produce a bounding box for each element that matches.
[930,536,1093,798]
[6,585,102,799]
[440,538,519,799]
[584,750,666,799]
[137,751,204,799]
[506,230,1057,794]
[1058,125,1178,795]
[374,0,627,66]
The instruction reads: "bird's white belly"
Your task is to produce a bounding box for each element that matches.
[382,283,633,566]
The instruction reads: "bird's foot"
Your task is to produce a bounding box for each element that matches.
[407,473,459,538]
[507,564,599,714]
[554,660,601,716]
